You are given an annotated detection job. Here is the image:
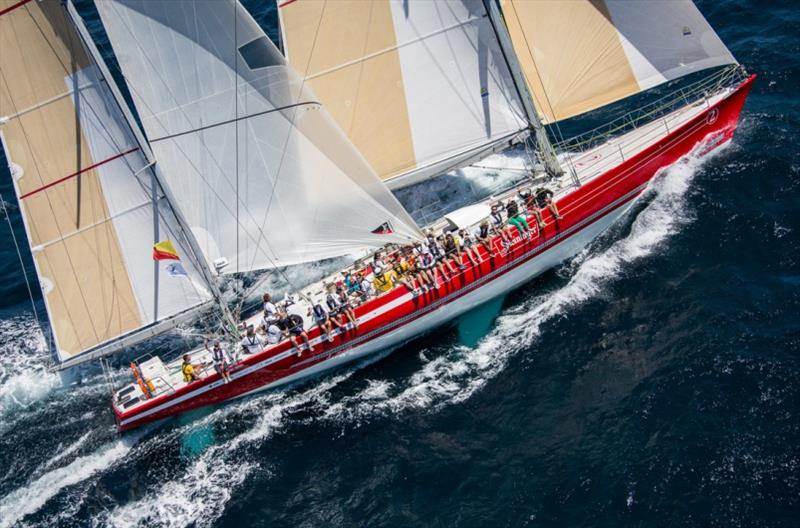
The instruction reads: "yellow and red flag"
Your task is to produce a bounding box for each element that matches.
[153,240,180,261]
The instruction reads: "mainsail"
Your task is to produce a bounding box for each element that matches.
[95,0,423,274]
[277,0,530,188]
[500,0,738,123]
[0,0,212,367]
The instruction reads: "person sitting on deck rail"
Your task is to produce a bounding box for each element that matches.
[520,188,546,229]
[534,187,563,221]
[359,271,376,299]
[442,232,465,271]
[241,325,265,356]
[335,284,359,329]
[181,354,202,383]
[428,233,457,279]
[476,220,496,256]
[406,245,433,293]
[325,285,342,317]
[207,340,233,384]
[372,267,396,294]
[505,197,532,239]
[489,203,512,249]
[415,243,437,290]
[458,229,482,266]
[309,300,340,342]
[391,249,419,294]
[277,307,314,356]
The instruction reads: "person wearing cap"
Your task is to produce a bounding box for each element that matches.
[458,228,481,266]
[240,325,265,356]
[520,188,546,229]
[534,187,563,222]
[489,203,512,249]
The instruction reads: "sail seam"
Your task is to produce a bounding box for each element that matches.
[18,147,140,200]
[0,0,32,17]
[301,15,486,82]
[147,101,320,144]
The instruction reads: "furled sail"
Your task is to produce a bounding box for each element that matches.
[0,0,212,367]
[277,0,529,188]
[500,0,738,123]
[95,0,423,274]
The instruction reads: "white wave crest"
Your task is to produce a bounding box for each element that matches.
[0,433,143,528]
[322,146,720,423]
[101,372,353,528]
[0,315,58,425]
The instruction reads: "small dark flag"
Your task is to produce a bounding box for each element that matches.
[371,221,393,235]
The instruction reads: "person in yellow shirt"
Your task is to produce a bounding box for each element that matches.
[182,354,201,383]
[372,269,396,293]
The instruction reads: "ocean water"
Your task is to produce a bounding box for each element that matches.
[1,1,798,527]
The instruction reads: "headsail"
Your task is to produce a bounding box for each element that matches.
[0,0,212,367]
[277,0,529,188]
[500,0,738,123]
[95,0,423,274]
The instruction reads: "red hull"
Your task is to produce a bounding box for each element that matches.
[116,76,755,432]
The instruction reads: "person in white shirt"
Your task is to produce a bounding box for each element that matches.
[265,322,282,344]
[240,325,265,356]
[262,292,278,323]
[359,272,376,299]
[206,340,232,384]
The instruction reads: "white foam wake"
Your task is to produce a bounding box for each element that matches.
[0,314,59,427]
[323,147,719,423]
[0,432,144,528]
[102,372,354,528]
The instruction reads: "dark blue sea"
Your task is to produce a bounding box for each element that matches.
[1,1,798,526]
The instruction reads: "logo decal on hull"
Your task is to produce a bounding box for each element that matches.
[706,107,720,125]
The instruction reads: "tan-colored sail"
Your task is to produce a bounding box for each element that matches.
[1,0,211,362]
[278,0,528,186]
[500,0,737,123]
[280,0,415,180]
[1,0,141,355]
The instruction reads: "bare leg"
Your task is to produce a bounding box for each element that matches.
[532,208,546,229]
[302,331,314,352]
[548,200,562,219]
[290,335,302,356]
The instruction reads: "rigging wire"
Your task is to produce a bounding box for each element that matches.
[505,2,578,181]
[0,192,48,350]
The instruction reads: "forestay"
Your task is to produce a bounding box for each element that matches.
[95,0,422,274]
[278,0,529,188]
[501,0,737,123]
[0,0,211,366]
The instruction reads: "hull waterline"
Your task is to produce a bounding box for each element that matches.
[115,75,755,432]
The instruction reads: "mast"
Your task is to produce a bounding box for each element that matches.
[66,1,239,335]
[481,0,563,178]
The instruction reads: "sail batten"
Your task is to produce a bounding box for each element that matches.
[500,0,738,124]
[0,0,212,364]
[95,0,422,274]
[278,0,529,186]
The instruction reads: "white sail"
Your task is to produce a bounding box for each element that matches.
[0,0,212,366]
[501,0,738,123]
[95,0,423,274]
[277,0,529,188]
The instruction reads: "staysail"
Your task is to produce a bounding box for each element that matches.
[277,0,530,188]
[500,0,738,123]
[0,0,212,367]
[95,0,423,274]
